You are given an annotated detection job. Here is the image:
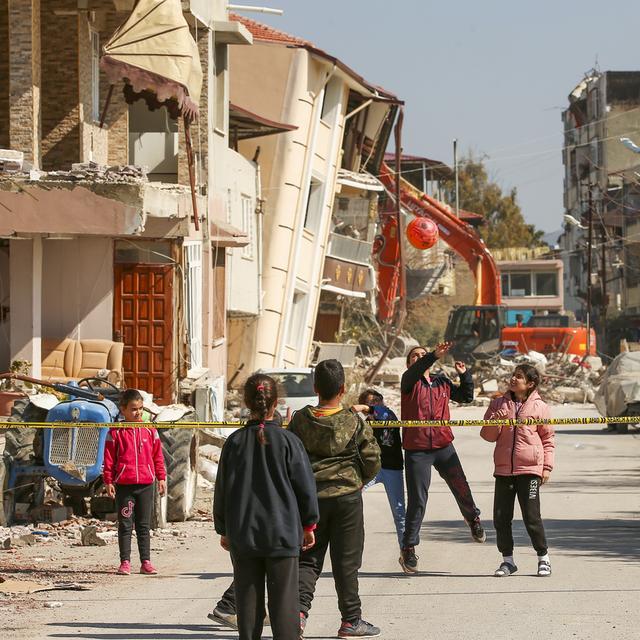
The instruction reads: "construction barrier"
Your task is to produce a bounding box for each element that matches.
[0,416,639,429]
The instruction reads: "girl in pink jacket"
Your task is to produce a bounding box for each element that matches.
[103,389,166,576]
[480,364,554,578]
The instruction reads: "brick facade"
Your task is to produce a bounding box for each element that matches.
[40,0,79,170]
[8,0,41,167]
[0,0,9,149]
[178,29,209,187]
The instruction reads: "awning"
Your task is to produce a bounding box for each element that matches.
[101,0,202,121]
[229,104,297,141]
[210,220,249,248]
[336,169,384,192]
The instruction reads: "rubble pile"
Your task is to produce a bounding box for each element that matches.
[472,351,606,405]
[0,161,148,185]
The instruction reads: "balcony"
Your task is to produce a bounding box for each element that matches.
[326,232,372,265]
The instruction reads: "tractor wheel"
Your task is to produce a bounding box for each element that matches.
[160,418,199,522]
[0,456,11,526]
[4,398,48,464]
[150,481,168,530]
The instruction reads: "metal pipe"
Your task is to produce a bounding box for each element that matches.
[227,5,283,15]
[344,98,373,122]
[586,184,593,355]
[453,138,459,218]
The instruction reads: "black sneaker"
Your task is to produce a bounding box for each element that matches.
[469,518,487,543]
[208,607,238,629]
[399,546,419,574]
[338,619,381,638]
[299,612,307,638]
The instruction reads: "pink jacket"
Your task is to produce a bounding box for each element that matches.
[103,427,166,485]
[480,390,554,477]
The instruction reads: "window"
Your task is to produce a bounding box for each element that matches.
[184,242,202,370]
[214,44,227,131]
[320,77,341,122]
[303,179,324,233]
[91,31,100,122]
[509,273,531,297]
[286,291,307,351]
[535,272,558,296]
[501,274,509,298]
[502,272,559,297]
[241,195,254,259]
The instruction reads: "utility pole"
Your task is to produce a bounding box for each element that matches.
[453,138,459,218]
[586,184,594,355]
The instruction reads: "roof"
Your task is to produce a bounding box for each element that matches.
[229,103,297,141]
[384,152,452,177]
[229,13,400,103]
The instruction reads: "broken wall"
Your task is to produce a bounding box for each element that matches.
[0,0,8,149]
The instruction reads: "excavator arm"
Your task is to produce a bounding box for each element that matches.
[376,162,501,321]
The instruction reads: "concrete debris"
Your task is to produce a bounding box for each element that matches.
[44,601,64,608]
[80,525,107,547]
[0,161,148,185]
[472,351,607,404]
[2,534,37,549]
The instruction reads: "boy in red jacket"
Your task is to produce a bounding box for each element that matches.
[103,389,166,575]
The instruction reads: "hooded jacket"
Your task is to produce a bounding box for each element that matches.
[480,390,554,477]
[103,426,166,485]
[401,351,474,451]
[288,407,381,499]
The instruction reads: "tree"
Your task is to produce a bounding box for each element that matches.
[444,154,546,249]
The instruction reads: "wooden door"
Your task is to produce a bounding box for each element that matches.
[114,264,174,404]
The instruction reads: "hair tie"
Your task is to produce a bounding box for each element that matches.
[258,421,265,430]
[256,383,265,391]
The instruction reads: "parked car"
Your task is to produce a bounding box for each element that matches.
[594,352,640,433]
[256,368,317,420]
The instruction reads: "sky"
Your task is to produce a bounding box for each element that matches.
[244,0,640,232]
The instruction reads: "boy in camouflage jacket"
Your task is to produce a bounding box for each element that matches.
[289,359,381,639]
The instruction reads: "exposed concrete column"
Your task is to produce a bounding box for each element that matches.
[10,237,42,377]
[8,0,41,168]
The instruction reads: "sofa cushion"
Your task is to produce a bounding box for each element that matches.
[41,338,75,379]
[75,340,123,379]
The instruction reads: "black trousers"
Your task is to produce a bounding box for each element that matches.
[493,474,548,557]
[299,491,364,623]
[216,580,236,613]
[232,554,299,640]
[116,483,154,562]
[403,444,480,547]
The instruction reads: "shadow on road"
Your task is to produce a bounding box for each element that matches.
[422,517,640,560]
[47,622,238,640]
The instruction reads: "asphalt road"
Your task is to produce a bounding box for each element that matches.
[5,403,640,640]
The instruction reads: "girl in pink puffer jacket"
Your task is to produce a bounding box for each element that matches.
[481,364,554,578]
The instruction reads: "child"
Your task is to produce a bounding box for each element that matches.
[213,374,319,640]
[103,388,166,576]
[355,389,405,549]
[481,363,555,577]
[289,359,381,639]
[400,343,485,575]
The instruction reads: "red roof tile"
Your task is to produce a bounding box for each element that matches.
[230,13,313,47]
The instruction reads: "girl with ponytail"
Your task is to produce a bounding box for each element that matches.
[214,373,319,640]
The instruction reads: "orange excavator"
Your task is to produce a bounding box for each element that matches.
[375,162,595,361]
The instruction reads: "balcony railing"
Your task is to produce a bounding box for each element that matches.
[326,232,372,265]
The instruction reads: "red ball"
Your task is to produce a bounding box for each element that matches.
[406,217,439,250]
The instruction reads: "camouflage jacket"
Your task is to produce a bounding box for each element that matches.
[288,406,381,499]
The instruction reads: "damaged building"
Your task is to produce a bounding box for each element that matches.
[0,0,256,410]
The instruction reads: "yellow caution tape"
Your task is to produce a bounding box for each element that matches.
[0,416,638,429]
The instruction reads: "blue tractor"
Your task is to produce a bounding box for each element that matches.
[0,375,199,528]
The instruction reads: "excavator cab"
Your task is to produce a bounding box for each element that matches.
[445,305,506,362]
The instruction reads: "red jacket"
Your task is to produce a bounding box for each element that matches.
[103,426,166,485]
[480,390,554,477]
[401,352,475,451]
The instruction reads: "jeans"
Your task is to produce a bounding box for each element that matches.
[403,444,480,548]
[299,491,364,622]
[365,468,406,547]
